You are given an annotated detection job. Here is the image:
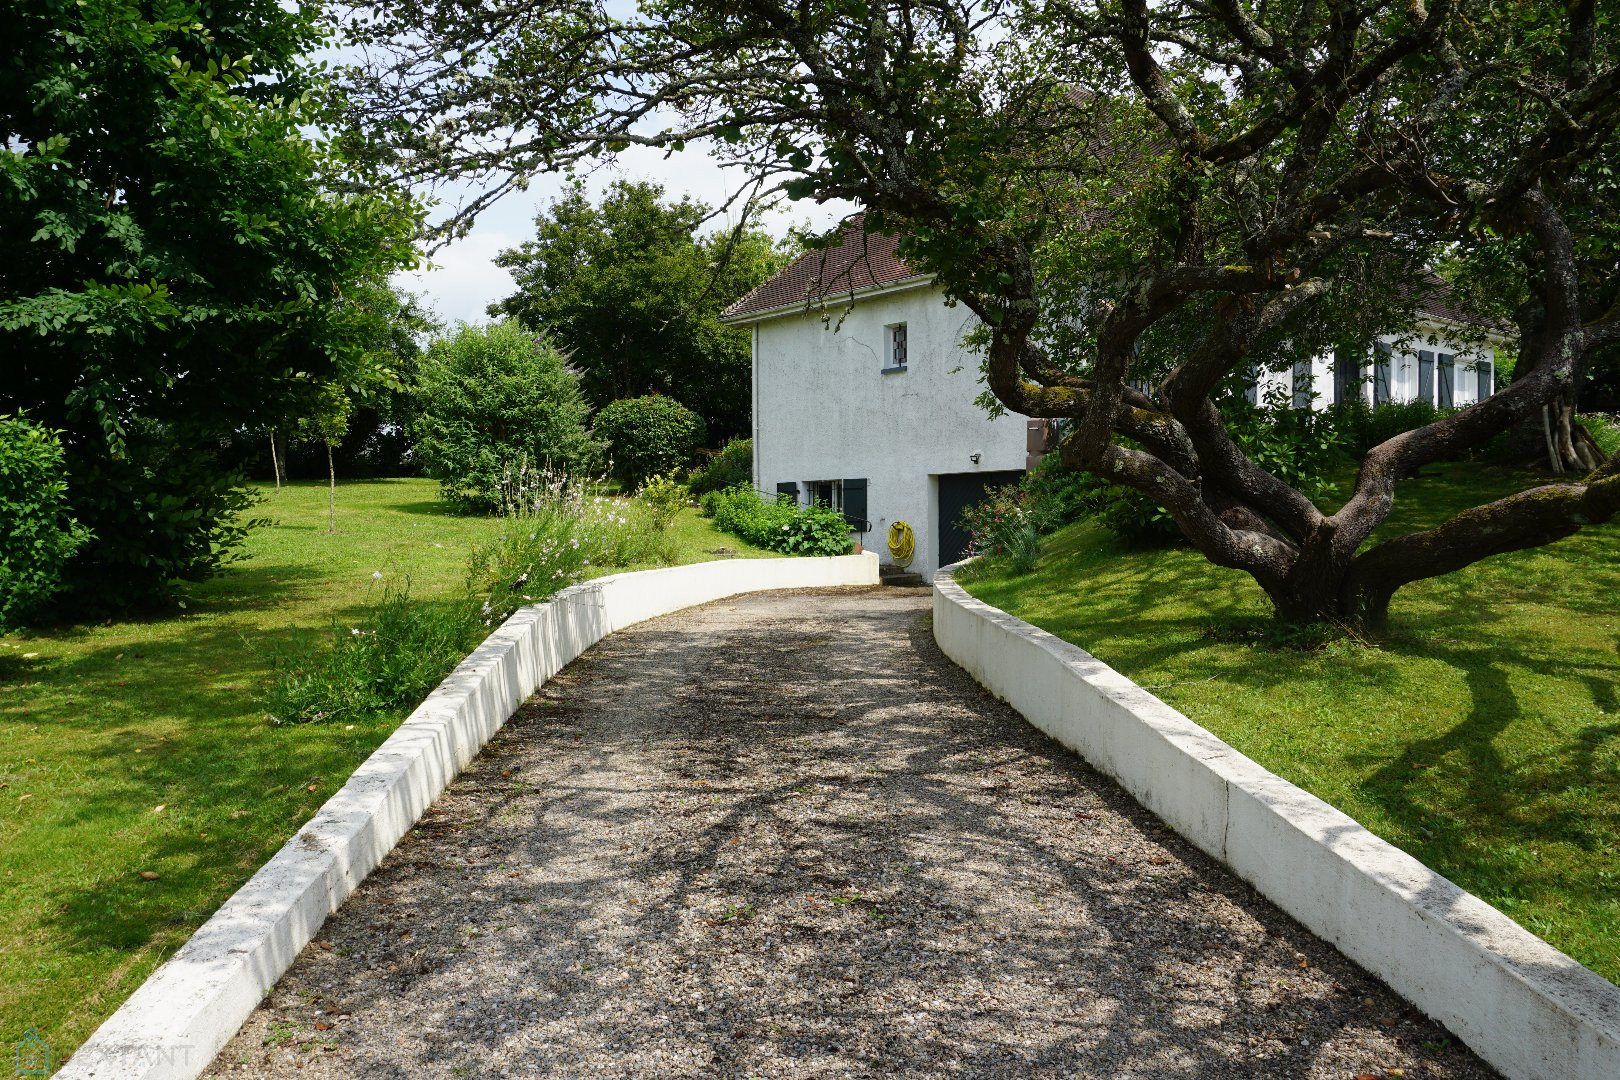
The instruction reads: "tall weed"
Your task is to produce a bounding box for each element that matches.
[263,582,480,724]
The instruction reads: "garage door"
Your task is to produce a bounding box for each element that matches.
[937,471,1024,568]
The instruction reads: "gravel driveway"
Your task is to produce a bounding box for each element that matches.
[207,587,1495,1079]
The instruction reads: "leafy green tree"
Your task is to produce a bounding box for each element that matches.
[1,0,419,614]
[343,1,1620,627]
[489,180,788,441]
[412,321,600,514]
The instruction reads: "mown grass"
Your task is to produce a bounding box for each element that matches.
[961,462,1620,984]
[0,478,773,1060]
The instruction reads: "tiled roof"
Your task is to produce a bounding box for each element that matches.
[720,214,923,321]
[1410,273,1473,326]
[724,216,1486,334]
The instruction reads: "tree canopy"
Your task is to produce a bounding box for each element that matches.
[3,0,419,612]
[340,0,1620,626]
[489,180,788,441]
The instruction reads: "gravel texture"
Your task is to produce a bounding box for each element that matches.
[207,587,1496,1079]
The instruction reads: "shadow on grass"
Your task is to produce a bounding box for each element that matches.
[24,599,472,956]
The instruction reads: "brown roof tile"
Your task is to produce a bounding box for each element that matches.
[720,214,924,321]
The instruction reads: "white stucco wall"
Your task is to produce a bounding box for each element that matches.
[1257,322,1499,408]
[748,284,1027,579]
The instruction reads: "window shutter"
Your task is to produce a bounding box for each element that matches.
[841,478,868,532]
[1477,361,1493,401]
[1417,351,1435,406]
[1374,341,1393,406]
[1243,363,1258,406]
[775,481,799,503]
[1438,353,1454,408]
[1292,359,1312,409]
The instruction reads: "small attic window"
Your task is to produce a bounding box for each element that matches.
[882,322,908,373]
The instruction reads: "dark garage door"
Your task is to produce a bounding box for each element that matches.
[937,471,1024,568]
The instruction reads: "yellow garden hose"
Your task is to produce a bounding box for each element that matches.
[887,520,916,567]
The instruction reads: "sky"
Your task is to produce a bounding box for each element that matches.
[394,146,853,326]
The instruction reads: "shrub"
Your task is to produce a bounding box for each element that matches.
[704,485,852,556]
[466,510,592,626]
[638,473,689,531]
[595,395,706,488]
[689,437,753,494]
[780,501,855,555]
[413,322,601,514]
[962,484,1042,573]
[467,475,669,625]
[1329,399,1445,456]
[0,415,91,629]
[263,581,481,724]
[1228,400,1347,502]
[1020,450,1097,534]
[56,424,265,615]
[267,473,681,725]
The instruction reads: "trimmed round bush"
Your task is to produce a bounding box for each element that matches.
[412,322,601,514]
[595,395,706,489]
[0,414,91,629]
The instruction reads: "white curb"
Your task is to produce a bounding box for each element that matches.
[60,553,879,1080]
[931,566,1620,1080]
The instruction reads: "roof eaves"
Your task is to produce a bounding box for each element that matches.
[719,273,937,326]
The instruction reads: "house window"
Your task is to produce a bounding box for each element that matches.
[806,479,842,511]
[883,322,908,372]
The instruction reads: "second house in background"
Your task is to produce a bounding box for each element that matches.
[722,217,1502,582]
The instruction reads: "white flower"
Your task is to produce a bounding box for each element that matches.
[350,628,362,635]
[569,538,579,549]
[371,571,383,581]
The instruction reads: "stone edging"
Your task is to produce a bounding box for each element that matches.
[931,566,1620,1080]
[60,553,880,1080]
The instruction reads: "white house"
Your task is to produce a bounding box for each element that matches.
[1256,281,1500,410]
[721,219,1499,581]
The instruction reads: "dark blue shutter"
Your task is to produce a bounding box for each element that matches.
[775,481,799,503]
[1417,350,1435,406]
[841,478,868,533]
[1438,353,1455,408]
[1332,350,1352,405]
[1292,359,1312,409]
[1243,363,1258,406]
[1374,341,1393,406]
[1477,361,1493,401]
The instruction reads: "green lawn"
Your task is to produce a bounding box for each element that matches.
[961,462,1620,984]
[0,478,773,1060]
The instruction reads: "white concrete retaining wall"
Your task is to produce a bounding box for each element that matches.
[61,553,879,1080]
[933,569,1620,1080]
